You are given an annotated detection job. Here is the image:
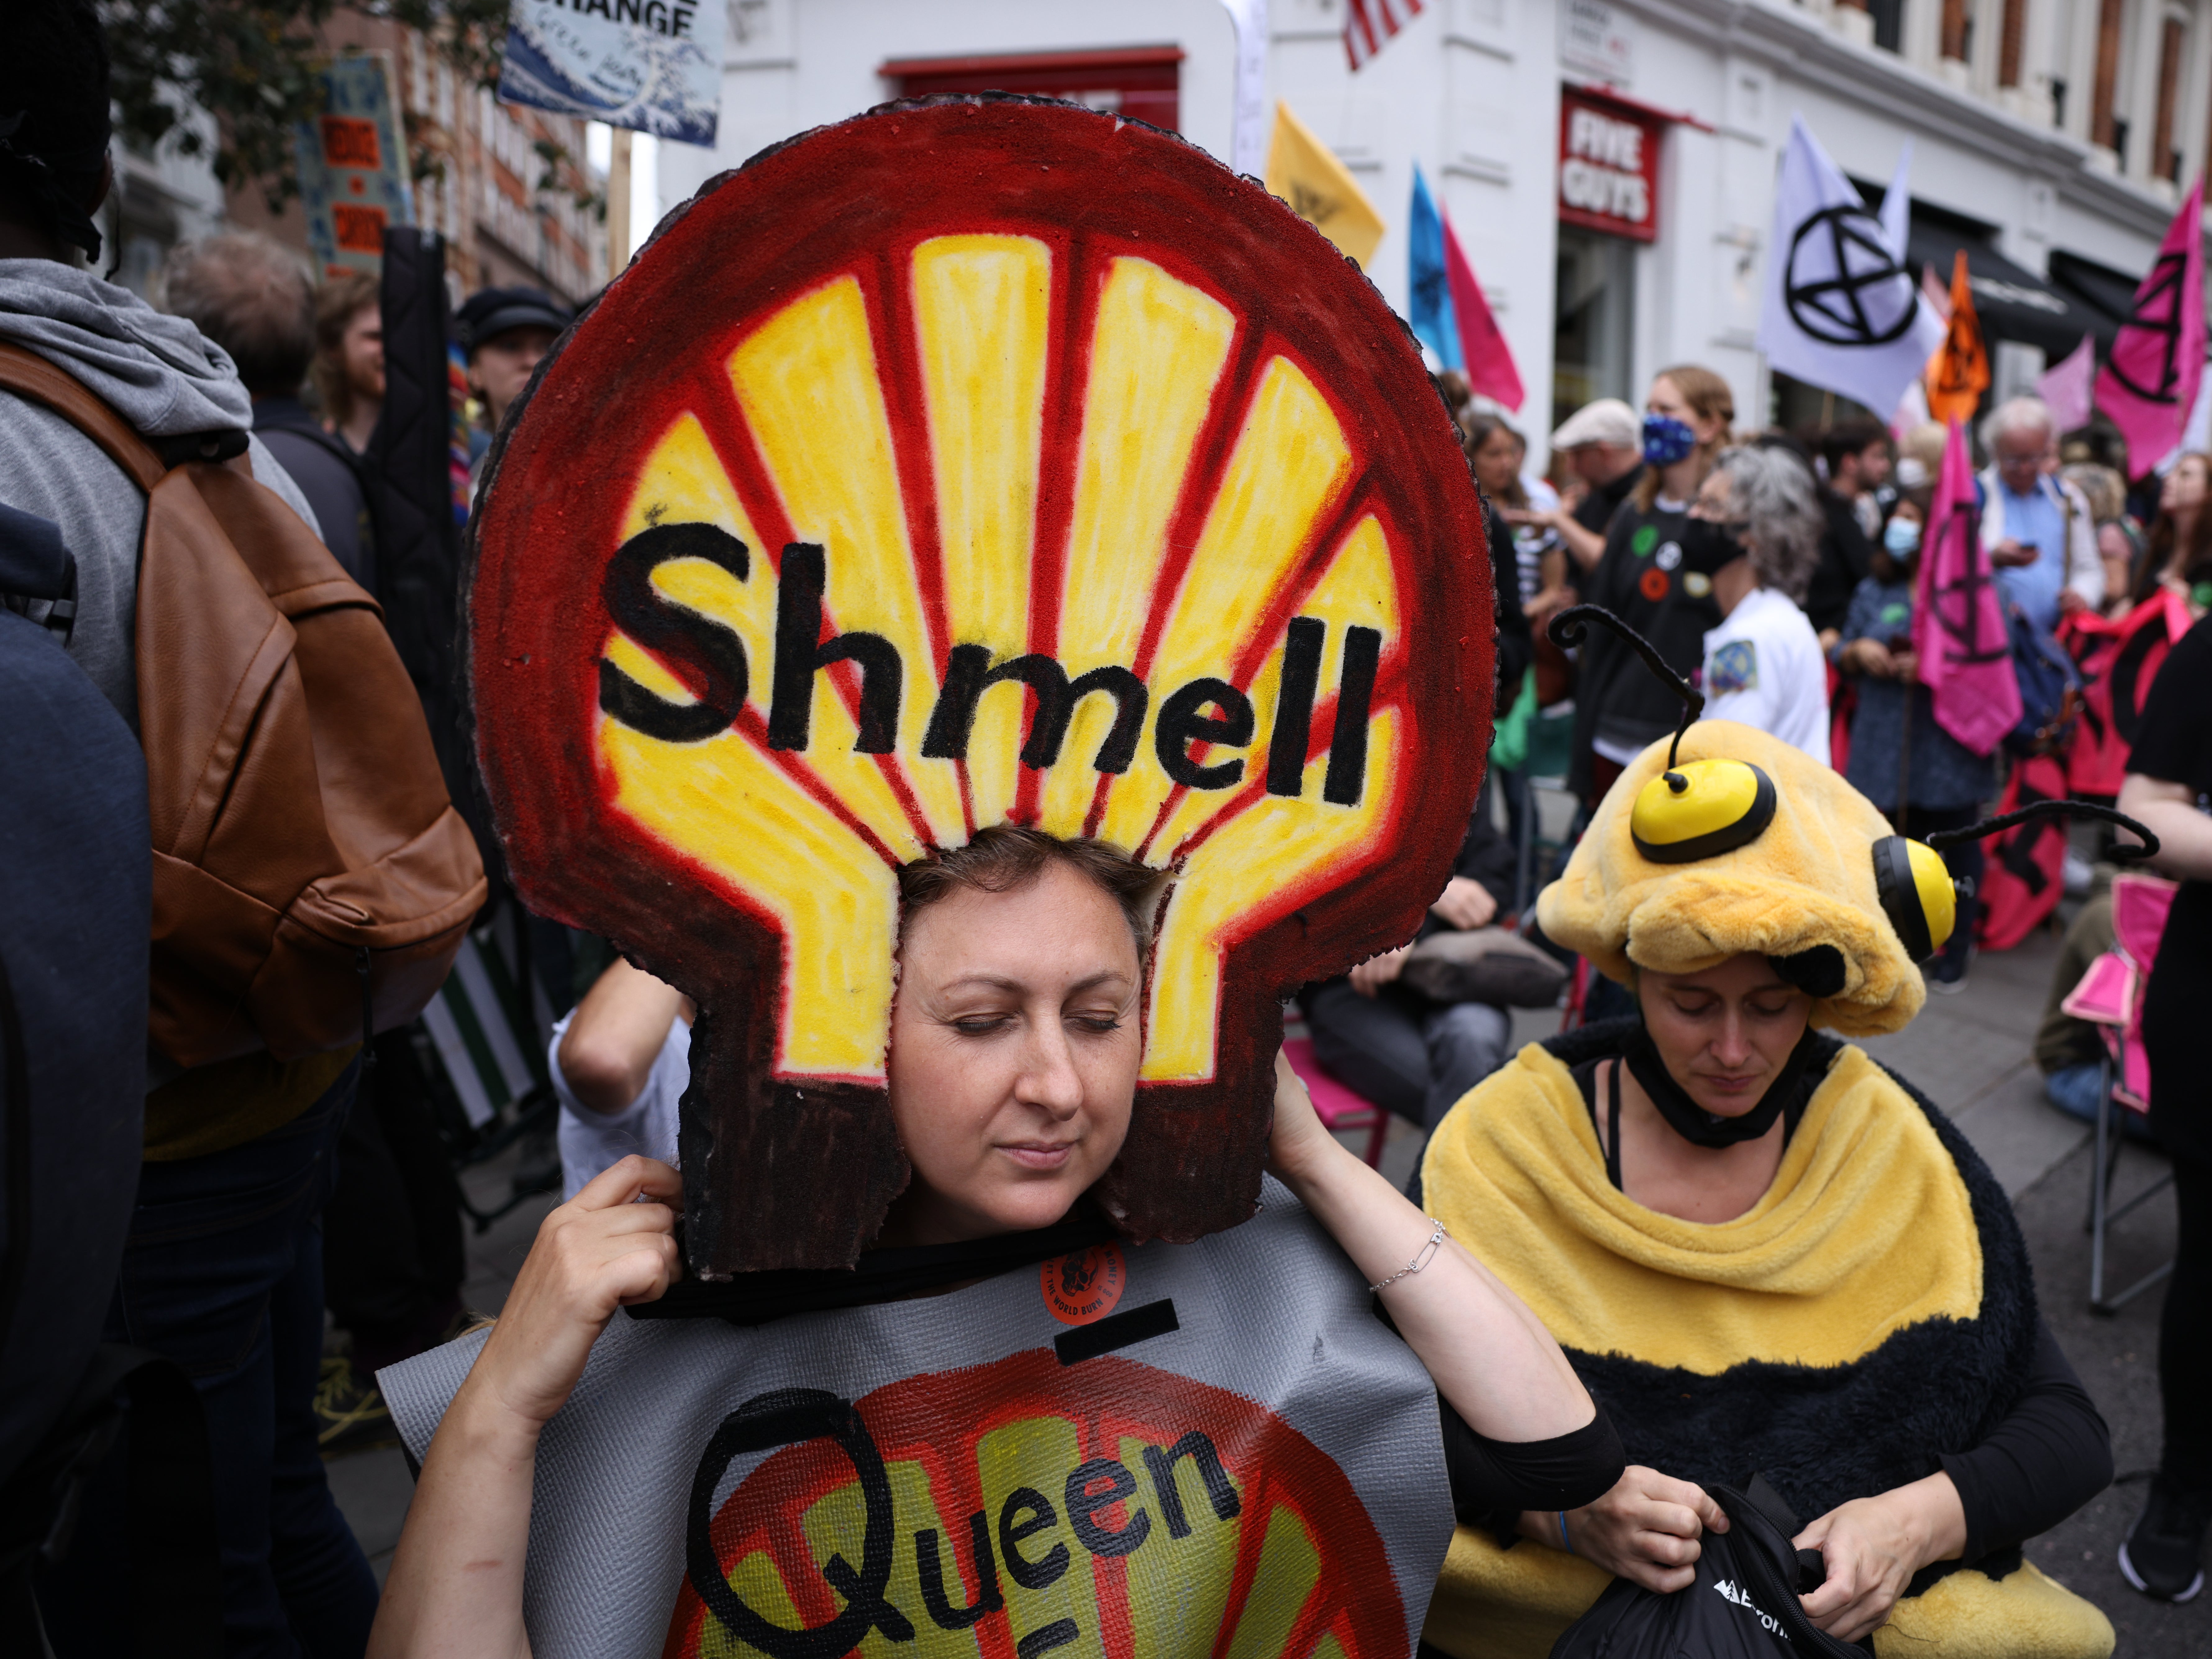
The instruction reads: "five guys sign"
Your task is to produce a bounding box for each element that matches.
[1558,86,1662,242]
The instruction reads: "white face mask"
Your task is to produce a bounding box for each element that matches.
[1883,518,1922,556]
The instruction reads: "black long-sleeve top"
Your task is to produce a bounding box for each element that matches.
[1563,1056,2112,1564]
[1938,1321,2112,1565]
[1373,1301,1627,1527]
[1436,1332,2107,1561]
[1438,1398,1627,1530]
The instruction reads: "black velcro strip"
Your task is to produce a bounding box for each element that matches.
[1055,1299,1178,1366]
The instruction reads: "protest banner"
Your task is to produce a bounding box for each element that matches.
[293,53,412,281]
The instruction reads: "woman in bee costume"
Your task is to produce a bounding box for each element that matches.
[1416,609,2140,1659]
[363,99,1627,1659]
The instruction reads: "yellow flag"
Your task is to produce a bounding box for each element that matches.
[1264,101,1385,270]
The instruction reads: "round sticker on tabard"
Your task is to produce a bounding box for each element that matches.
[468,96,1493,1274]
[667,1350,1409,1659]
[1639,567,1670,601]
[1684,571,1714,598]
[1042,1244,1126,1324]
[1631,523,1659,557]
[1655,541,1682,572]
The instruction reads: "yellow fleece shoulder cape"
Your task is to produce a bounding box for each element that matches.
[1415,1037,2113,1659]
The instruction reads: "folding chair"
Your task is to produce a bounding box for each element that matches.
[2060,872,2179,1314]
[1511,705,1580,917]
[1281,1031,1391,1169]
[417,915,563,1231]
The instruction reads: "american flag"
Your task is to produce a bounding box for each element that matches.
[1344,0,1425,70]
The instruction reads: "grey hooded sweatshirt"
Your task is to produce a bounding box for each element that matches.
[0,258,323,730]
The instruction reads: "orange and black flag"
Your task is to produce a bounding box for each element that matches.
[1924,250,1989,424]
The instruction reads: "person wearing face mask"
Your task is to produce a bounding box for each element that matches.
[1830,489,1995,991]
[1568,367,1734,807]
[1415,709,2115,1659]
[1682,445,1829,763]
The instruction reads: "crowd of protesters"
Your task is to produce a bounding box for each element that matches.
[3,1,2211,1653]
[1402,368,2212,1611]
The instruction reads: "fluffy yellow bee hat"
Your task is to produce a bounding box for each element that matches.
[1538,717,1927,1036]
[1534,608,2155,1038]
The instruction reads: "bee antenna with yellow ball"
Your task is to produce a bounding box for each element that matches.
[1548,604,1703,773]
[1926,800,2161,863]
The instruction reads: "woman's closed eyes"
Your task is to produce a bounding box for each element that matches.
[946,1011,1128,1038]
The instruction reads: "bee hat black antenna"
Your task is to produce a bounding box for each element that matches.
[1549,604,1702,772]
[1926,800,2160,863]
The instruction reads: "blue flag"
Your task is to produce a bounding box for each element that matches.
[1408,165,1461,371]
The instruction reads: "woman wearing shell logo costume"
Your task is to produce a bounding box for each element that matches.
[1415,611,2136,1659]
[368,100,1624,1659]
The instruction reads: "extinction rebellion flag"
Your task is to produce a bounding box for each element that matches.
[1756,116,1943,419]
[2095,177,2205,478]
[1914,418,2020,757]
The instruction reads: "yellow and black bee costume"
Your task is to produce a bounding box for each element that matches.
[1415,611,2141,1659]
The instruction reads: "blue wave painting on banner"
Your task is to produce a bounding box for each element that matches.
[497,0,724,146]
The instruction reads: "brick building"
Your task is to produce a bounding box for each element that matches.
[212,16,607,311]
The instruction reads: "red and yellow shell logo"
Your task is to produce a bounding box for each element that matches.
[470,100,1492,1271]
[666,1350,1406,1659]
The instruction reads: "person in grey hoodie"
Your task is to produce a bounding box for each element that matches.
[2,5,379,1655]
[0,231,324,734]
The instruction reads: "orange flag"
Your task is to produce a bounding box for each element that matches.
[1924,250,1989,423]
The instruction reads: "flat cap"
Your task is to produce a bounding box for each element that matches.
[1550,397,1640,451]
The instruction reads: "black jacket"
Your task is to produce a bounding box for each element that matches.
[1805,487,1876,637]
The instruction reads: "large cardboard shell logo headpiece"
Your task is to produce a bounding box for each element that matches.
[470,98,1492,1274]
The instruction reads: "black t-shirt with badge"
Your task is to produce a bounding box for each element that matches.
[2128,611,2212,1157]
[1568,496,1721,793]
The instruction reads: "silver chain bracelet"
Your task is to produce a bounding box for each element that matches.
[1369,1218,1448,1294]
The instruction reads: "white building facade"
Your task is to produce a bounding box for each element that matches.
[658,0,2198,462]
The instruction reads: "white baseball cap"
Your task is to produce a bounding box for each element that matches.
[1550,398,1641,451]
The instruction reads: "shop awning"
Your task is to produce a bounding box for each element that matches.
[1905,216,2110,358]
[2047,249,2143,335]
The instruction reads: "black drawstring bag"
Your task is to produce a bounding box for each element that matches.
[1549,1478,1869,1658]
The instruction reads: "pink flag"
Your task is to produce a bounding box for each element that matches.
[2038,334,2096,434]
[1442,210,1524,412]
[2095,177,2205,477]
[1913,417,2020,757]
[1919,263,1952,323]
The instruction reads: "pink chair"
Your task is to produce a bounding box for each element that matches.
[2059,872,2178,1312]
[1282,1036,1391,1169]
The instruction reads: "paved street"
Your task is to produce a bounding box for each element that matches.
[330,908,2202,1652]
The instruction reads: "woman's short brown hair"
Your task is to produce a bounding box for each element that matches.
[897,826,1163,966]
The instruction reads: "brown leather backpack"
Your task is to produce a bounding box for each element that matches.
[0,343,485,1069]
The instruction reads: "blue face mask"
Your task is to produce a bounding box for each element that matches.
[1642,413,1697,468]
[1883,517,1923,556]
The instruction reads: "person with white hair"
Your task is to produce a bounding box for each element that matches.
[1680,443,1831,763]
[1978,395,2102,631]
